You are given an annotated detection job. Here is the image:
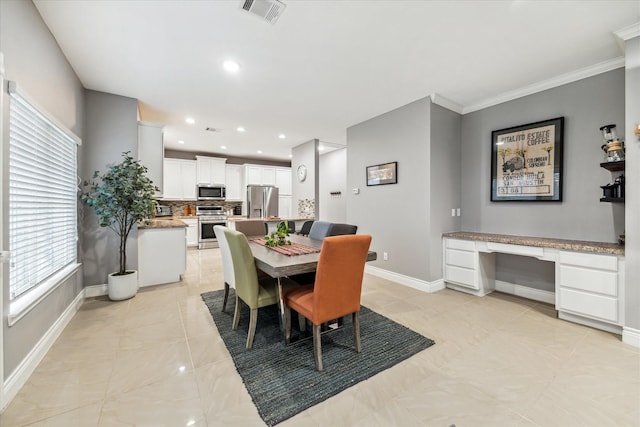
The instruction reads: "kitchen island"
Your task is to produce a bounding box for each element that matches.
[138,218,187,286]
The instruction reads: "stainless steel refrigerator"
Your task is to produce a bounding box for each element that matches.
[246,185,279,218]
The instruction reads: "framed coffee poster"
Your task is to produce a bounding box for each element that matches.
[491,117,564,202]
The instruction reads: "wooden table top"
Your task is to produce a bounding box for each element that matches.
[249,234,377,278]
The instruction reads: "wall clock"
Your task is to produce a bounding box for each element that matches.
[297,164,307,182]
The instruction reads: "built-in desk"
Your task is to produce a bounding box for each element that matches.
[442,232,625,334]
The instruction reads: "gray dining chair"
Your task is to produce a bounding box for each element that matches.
[214,225,235,312]
[308,221,332,241]
[328,223,358,236]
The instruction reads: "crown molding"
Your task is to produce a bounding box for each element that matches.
[614,22,640,41]
[429,93,463,114]
[462,57,625,114]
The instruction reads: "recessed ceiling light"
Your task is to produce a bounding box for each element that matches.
[185,117,195,125]
[223,60,240,73]
[257,150,263,154]
[178,140,185,144]
[278,134,286,139]
[220,145,227,150]
[318,145,325,151]
[236,126,245,132]
[288,154,293,158]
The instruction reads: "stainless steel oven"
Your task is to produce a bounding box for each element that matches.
[196,206,227,249]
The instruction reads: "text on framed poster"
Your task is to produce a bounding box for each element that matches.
[491,117,564,202]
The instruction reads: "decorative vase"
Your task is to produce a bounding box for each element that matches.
[107,270,138,301]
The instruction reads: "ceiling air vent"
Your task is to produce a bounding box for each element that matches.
[205,127,219,132]
[240,0,286,24]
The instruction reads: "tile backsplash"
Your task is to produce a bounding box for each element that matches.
[157,200,242,216]
[297,198,315,219]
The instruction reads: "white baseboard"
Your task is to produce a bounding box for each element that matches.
[84,284,107,298]
[622,327,640,348]
[494,280,555,305]
[2,290,85,410]
[558,311,623,335]
[364,265,445,293]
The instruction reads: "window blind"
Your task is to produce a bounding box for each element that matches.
[8,84,79,301]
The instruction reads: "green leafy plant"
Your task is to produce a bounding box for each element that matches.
[264,221,292,247]
[81,152,159,276]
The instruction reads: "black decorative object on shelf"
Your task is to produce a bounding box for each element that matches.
[599,161,625,203]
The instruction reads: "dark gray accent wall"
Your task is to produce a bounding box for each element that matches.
[460,69,625,300]
[82,90,139,287]
[1,0,85,379]
[460,69,625,242]
[347,98,433,281]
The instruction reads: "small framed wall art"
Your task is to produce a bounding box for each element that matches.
[366,161,397,186]
[491,117,564,202]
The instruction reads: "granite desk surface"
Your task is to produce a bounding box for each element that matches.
[442,231,624,255]
[139,218,188,229]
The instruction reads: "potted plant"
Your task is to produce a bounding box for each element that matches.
[264,221,292,247]
[81,151,158,300]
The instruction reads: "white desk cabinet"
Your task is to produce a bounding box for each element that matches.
[442,232,625,334]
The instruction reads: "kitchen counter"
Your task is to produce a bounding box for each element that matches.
[442,231,624,255]
[139,218,188,229]
[227,217,311,222]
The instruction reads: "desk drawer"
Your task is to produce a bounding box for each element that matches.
[559,251,617,271]
[445,238,475,251]
[444,265,478,289]
[445,249,475,269]
[558,288,619,323]
[558,265,618,296]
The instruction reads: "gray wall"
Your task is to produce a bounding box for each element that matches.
[347,98,433,281]
[460,69,626,295]
[429,104,462,281]
[292,139,318,218]
[82,90,139,287]
[623,36,640,330]
[460,69,625,242]
[0,0,85,378]
[319,148,347,223]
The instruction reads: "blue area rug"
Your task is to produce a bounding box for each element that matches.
[201,289,435,426]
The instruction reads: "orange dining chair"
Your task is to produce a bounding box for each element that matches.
[283,234,372,371]
[224,228,299,349]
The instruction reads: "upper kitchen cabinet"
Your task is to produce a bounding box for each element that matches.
[163,158,197,200]
[245,164,277,186]
[225,164,243,201]
[275,167,292,195]
[197,156,227,185]
[138,121,164,197]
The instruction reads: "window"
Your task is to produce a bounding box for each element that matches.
[8,82,80,301]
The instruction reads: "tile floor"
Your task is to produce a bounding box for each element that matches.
[1,248,639,426]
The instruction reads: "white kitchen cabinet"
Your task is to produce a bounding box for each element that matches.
[163,159,197,200]
[245,164,278,186]
[197,156,227,185]
[557,251,623,325]
[138,226,186,287]
[183,218,198,247]
[275,167,292,195]
[225,164,243,201]
[138,121,164,197]
[278,195,292,219]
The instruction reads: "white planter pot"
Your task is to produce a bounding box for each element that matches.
[107,270,139,301]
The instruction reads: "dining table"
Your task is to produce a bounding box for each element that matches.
[247,233,377,332]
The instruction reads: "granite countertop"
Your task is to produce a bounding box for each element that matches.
[139,218,188,229]
[442,231,624,255]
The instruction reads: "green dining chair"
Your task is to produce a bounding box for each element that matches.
[223,228,299,349]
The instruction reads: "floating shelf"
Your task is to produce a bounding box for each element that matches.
[600,197,625,203]
[599,160,625,172]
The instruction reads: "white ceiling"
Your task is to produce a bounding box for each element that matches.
[34,0,639,161]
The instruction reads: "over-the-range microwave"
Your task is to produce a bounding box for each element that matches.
[197,184,226,200]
